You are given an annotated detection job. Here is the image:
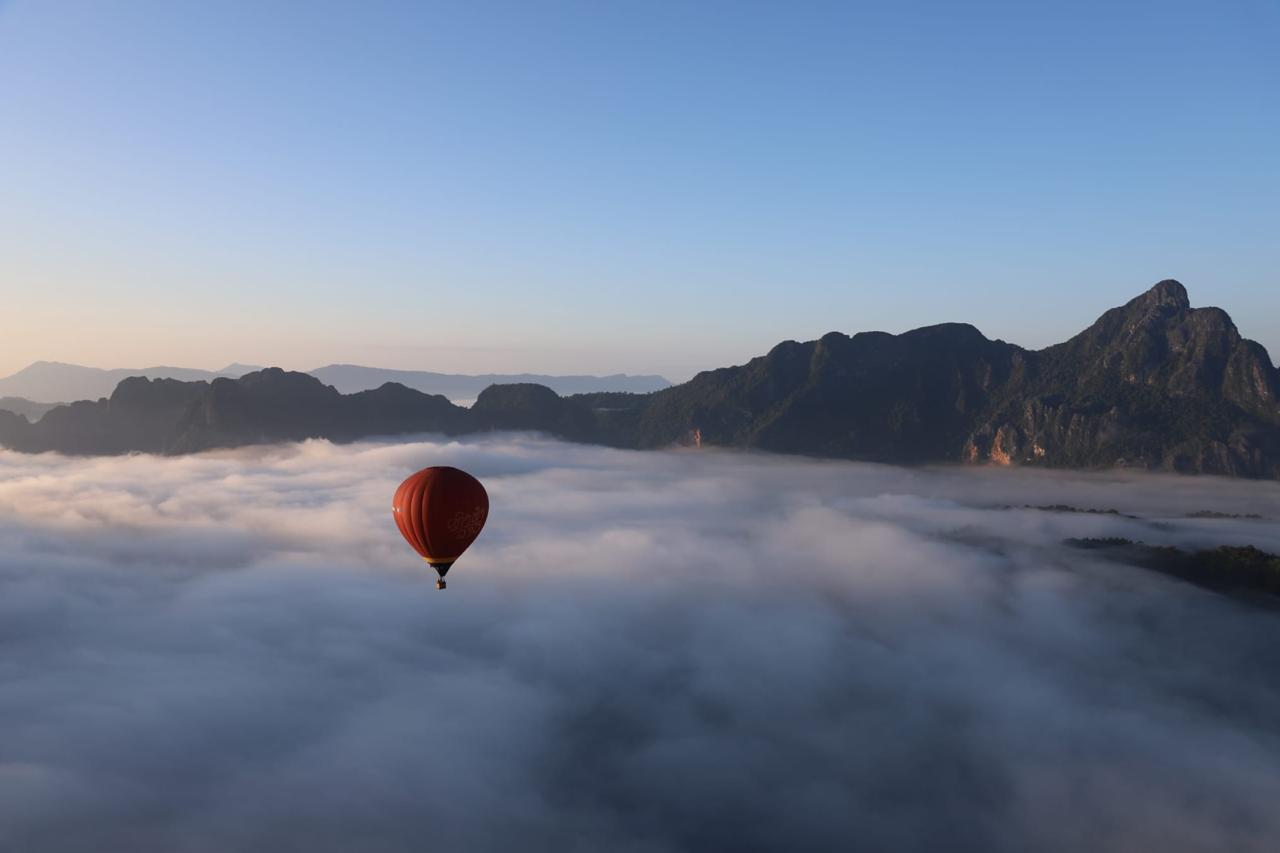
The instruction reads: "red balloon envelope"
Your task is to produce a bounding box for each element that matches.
[392,466,489,589]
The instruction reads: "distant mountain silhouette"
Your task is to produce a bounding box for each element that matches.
[0,362,261,404]
[0,397,63,422]
[2,282,1277,477]
[217,363,267,377]
[308,364,671,399]
[0,377,209,454]
[167,369,466,454]
[0,361,669,405]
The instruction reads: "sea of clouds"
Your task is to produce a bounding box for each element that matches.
[1,436,1279,853]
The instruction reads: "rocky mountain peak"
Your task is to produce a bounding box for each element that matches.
[1135,278,1191,311]
[108,376,209,412]
[230,368,333,395]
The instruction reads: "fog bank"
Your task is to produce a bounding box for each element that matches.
[2,438,1279,852]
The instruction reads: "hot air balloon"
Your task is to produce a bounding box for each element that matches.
[392,466,489,589]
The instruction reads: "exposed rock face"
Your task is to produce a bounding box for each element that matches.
[2,281,1278,478]
[566,280,1279,476]
[965,281,1280,476]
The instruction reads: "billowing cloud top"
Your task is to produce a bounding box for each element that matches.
[2,437,1279,852]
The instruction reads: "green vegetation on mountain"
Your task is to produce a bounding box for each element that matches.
[1067,538,1280,599]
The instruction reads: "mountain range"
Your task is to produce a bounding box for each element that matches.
[0,361,670,404]
[1,281,1277,477]
[307,365,671,399]
[0,362,263,404]
[0,397,63,422]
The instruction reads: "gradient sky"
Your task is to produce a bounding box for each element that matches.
[1,0,1276,381]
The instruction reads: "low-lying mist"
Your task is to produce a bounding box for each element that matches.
[2,437,1279,852]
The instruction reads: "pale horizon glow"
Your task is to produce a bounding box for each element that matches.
[2,1,1277,381]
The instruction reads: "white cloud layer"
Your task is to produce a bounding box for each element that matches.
[2,437,1279,852]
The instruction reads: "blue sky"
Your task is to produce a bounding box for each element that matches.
[1,0,1276,380]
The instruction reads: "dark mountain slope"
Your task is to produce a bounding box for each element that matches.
[1,281,1277,477]
[0,397,63,422]
[469,383,599,442]
[577,324,1027,463]
[0,378,208,454]
[167,369,467,453]
[564,280,1278,475]
[964,281,1280,476]
[0,361,252,403]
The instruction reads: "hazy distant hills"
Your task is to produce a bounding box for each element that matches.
[0,361,670,404]
[0,397,63,422]
[0,362,263,403]
[308,364,671,399]
[2,281,1278,477]
[0,378,210,455]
